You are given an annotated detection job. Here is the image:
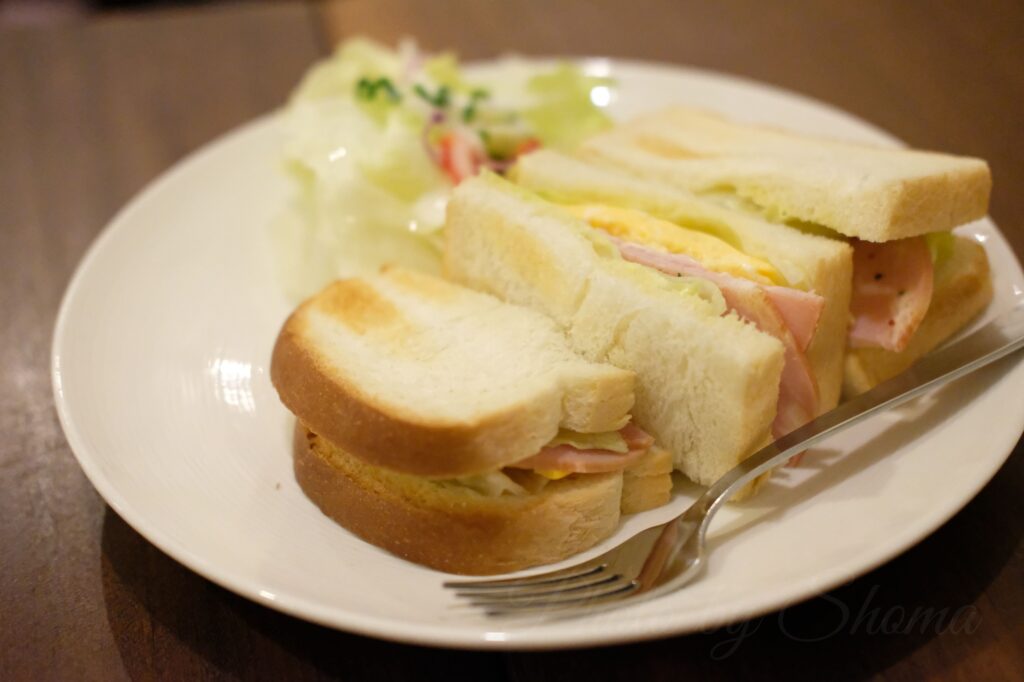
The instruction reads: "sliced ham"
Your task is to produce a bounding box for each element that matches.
[509,423,654,474]
[762,284,824,353]
[612,241,823,350]
[619,422,655,451]
[613,239,821,439]
[849,237,934,353]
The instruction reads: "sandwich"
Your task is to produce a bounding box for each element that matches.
[577,106,994,395]
[508,149,854,419]
[445,172,811,490]
[271,266,672,575]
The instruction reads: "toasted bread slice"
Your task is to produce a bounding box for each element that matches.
[445,173,785,487]
[843,236,993,395]
[582,107,991,242]
[294,425,624,575]
[621,446,673,514]
[512,150,852,412]
[271,267,636,477]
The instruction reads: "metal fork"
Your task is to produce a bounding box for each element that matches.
[445,304,1024,618]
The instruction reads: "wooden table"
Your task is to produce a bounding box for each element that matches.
[2,1,1022,679]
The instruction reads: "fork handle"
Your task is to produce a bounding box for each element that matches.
[695,303,1024,519]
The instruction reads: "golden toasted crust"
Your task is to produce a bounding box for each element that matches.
[382,265,461,303]
[315,277,407,335]
[271,272,635,478]
[293,425,623,575]
[272,313,539,477]
[843,237,993,395]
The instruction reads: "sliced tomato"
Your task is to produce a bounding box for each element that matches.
[439,132,482,185]
[514,137,541,157]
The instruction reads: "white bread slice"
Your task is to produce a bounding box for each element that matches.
[624,444,674,478]
[843,236,993,395]
[271,267,636,478]
[620,474,673,514]
[513,150,852,412]
[294,425,623,575]
[444,174,785,486]
[621,446,673,514]
[581,107,991,242]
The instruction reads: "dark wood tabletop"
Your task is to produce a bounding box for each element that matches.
[2,1,1022,679]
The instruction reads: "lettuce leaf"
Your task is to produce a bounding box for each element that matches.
[423,52,467,92]
[441,471,529,496]
[274,40,616,299]
[546,428,629,453]
[523,63,613,149]
[926,231,956,268]
[661,273,728,314]
[290,38,401,103]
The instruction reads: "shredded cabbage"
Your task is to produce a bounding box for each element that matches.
[273,37,615,299]
[926,232,956,268]
[441,471,529,496]
[661,273,729,314]
[546,428,629,453]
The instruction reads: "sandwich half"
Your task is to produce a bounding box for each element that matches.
[444,173,788,489]
[579,107,994,394]
[510,149,853,418]
[271,266,672,575]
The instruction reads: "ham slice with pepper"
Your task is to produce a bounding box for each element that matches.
[849,237,934,352]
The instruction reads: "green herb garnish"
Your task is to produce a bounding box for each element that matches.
[355,77,401,102]
[461,88,490,122]
[413,84,450,108]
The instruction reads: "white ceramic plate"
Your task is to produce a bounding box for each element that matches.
[53,59,1024,649]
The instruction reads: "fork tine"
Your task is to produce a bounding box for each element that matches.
[482,581,640,616]
[443,562,606,590]
[455,573,623,601]
[466,576,633,607]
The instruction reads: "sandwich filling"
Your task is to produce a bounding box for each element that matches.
[449,421,659,496]
[509,422,654,474]
[849,236,935,353]
[703,190,946,355]
[564,204,824,439]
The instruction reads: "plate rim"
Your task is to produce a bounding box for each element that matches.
[51,58,1024,650]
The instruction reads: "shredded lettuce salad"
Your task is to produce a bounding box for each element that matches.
[272,38,615,298]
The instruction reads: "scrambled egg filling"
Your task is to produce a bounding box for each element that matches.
[565,203,786,286]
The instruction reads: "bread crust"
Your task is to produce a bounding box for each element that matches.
[512,148,853,414]
[271,272,635,478]
[293,425,623,575]
[446,174,786,487]
[273,321,545,477]
[583,106,992,242]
